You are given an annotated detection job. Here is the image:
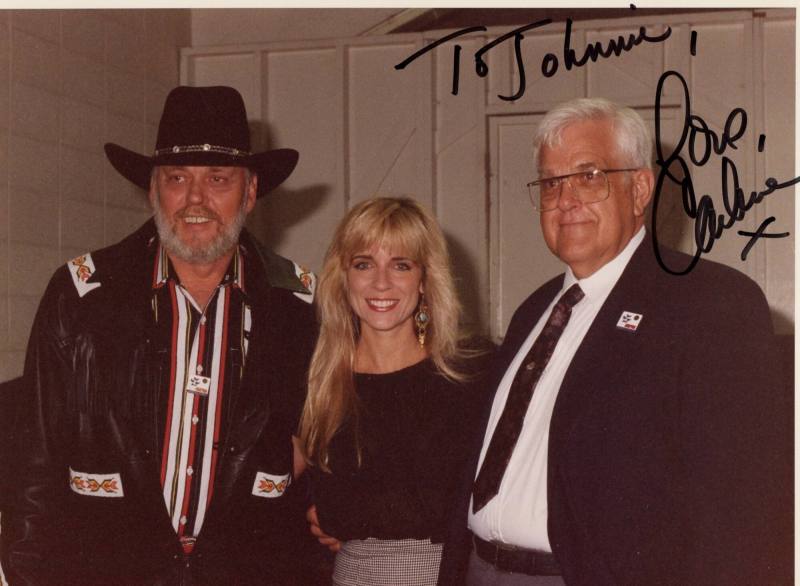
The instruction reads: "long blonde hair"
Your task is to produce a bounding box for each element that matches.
[299,197,465,470]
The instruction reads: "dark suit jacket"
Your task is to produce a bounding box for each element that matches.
[0,377,22,515]
[0,221,318,586]
[440,237,790,586]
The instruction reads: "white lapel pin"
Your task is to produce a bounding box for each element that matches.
[187,374,211,396]
[616,311,643,332]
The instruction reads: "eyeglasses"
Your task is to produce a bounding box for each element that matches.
[526,168,637,212]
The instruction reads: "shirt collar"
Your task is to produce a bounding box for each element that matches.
[562,226,645,301]
[151,243,246,293]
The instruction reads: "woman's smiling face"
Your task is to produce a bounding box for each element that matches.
[346,244,423,340]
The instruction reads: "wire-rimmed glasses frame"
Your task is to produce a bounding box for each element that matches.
[526,168,638,212]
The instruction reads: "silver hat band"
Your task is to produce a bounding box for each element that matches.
[153,144,251,157]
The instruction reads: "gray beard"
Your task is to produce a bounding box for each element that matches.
[153,192,248,265]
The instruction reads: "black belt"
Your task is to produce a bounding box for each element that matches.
[472,533,561,576]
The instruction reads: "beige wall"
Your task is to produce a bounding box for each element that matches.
[0,9,191,382]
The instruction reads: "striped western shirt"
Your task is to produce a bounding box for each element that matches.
[151,244,252,553]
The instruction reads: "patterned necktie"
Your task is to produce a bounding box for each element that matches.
[472,283,585,513]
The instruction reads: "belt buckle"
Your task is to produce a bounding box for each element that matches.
[489,539,502,567]
[490,539,519,573]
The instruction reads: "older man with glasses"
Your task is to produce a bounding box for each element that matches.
[438,98,787,586]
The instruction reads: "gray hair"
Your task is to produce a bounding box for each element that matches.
[532,98,653,171]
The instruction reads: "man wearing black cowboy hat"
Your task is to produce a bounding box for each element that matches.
[2,86,319,585]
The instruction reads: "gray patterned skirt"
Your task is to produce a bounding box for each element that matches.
[332,537,444,586]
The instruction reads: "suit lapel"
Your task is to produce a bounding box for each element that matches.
[497,278,565,387]
[550,241,656,448]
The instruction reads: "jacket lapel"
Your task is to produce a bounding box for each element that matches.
[80,222,176,539]
[549,240,655,450]
[86,221,163,446]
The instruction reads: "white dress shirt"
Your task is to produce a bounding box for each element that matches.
[468,227,645,551]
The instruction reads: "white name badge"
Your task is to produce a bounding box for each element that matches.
[616,311,643,332]
[186,375,211,396]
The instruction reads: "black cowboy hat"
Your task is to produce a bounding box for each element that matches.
[104,85,298,199]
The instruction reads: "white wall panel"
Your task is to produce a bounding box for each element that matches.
[685,21,756,275]
[690,22,750,112]
[259,48,344,269]
[585,25,667,103]
[436,37,490,331]
[187,53,260,115]
[347,43,433,207]
[490,115,564,337]
[191,9,401,47]
[762,16,795,333]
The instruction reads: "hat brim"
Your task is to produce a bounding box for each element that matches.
[104,143,299,199]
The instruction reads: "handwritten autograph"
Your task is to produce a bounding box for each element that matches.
[395,11,671,101]
[396,13,792,272]
[652,70,794,275]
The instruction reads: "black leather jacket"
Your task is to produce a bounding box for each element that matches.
[1,220,318,585]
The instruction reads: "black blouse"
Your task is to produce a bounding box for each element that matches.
[312,358,487,543]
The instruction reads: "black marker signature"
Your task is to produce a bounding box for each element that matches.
[474,20,551,101]
[541,17,671,79]
[395,20,551,101]
[395,7,670,102]
[652,70,795,275]
[395,26,487,96]
[739,217,790,261]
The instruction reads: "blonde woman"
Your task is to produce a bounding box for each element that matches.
[299,197,488,586]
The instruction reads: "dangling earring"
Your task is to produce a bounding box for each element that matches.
[414,294,429,347]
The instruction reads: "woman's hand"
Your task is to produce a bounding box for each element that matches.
[306,505,342,552]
